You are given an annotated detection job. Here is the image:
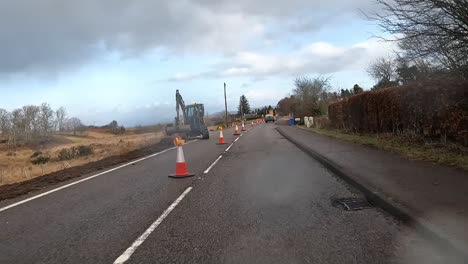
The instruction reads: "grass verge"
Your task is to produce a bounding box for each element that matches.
[0,130,164,186]
[297,126,468,171]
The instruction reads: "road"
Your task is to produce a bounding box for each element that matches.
[0,123,463,263]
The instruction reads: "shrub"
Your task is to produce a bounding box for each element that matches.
[314,116,331,129]
[58,148,75,161]
[30,151,42,158]
[328,80,468,145]
[77,145,93,156]
[31,155,50,165]
[57,145,93,161]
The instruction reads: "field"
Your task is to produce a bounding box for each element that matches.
[0,127,164,186]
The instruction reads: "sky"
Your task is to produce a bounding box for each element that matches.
[0,0,397,126]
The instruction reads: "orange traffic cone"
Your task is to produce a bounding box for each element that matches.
[217,129,227,145]
[169,143,194,178]
[234,125,240,135]
[241,122,246,131]
[251,121,254,127]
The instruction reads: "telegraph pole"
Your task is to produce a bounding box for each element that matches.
[240,103,244,120]
[224,82,228,127]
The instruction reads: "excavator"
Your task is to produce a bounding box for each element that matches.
[165,90,210,139]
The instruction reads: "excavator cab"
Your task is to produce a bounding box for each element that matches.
[185,103,209,138]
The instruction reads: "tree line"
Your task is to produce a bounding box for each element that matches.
[276,66,422,118]
[0,103,83,146]
[278,0,468,118]
[277,76,339,117]
[237,95,277,117]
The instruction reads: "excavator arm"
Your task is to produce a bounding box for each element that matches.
[166,89,209,139]
[175,90,188,128]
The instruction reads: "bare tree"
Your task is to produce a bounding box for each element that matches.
[39,103,55,137]
[0,109,11,137]
[3,104,68,145]
[367,57,398,89]
[9,108,24,146]
[367,57,396,83]
[293,76,330,116]
[277,97,294,116]
[66,117,83,135]
[370,0,468,77]
[55,107,66,131]
[22,105,40,142]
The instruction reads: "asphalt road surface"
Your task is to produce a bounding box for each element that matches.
[0,124,463,263]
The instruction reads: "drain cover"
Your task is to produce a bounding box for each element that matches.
[333,198,372,211]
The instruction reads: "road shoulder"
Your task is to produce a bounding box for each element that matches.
[276,125,468,257]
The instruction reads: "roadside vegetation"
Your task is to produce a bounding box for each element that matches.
[0,127,164,186]
[276,0,468,170]
[207,94,277,128]
[0,103,165,186]
[298,126,468,171]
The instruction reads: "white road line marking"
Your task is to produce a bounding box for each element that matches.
[0,140,198,213]
[203,155,223,174]
[234,137,240,142]
[225,143,234,152]
[113,187,193,264]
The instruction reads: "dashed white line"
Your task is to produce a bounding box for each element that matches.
[234,137,240,142]
[203,155,223,174]
[225,143,234,152]
[0,140,198,213]
[113,187,193,264]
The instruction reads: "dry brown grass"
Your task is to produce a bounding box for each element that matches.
[0,129,164,186]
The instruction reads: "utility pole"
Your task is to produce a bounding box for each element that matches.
[224,82,228,127]
[240,103,244,120]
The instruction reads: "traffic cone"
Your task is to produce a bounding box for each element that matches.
[234,125,240,135]
[217,129,227,145]
[251,121,254,128]
[169,144,194,178]
[241,122,246,131]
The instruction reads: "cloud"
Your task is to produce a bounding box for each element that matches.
[165,39,397,81]
[0,0,378,75]
[79,104,175,126]
[245,88,288,105]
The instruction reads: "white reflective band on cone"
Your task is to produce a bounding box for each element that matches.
[176,146,185,162]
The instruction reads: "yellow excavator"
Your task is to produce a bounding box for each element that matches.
[165,90,210,139]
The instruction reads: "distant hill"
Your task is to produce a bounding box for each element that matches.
[207,110,237,118]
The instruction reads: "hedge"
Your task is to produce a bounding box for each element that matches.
[328,80,468,145]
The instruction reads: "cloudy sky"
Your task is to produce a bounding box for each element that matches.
[0,0,396,126]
